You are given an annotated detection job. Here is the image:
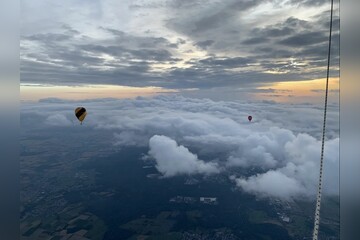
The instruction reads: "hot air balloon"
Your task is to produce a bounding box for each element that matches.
[75,107,87,124]
[248,115,252,122]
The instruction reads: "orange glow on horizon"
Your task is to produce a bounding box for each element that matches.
[20,84,178,102]
[268,77,339,92]
[256,77,339,103]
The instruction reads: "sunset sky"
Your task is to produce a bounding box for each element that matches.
[20,0,339,103]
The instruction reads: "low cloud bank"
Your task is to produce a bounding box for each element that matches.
[21,95,339,199]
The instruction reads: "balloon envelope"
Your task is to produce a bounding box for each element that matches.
[75,107,87,124]
[248,116,252,121]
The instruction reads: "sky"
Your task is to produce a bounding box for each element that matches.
[20,0,339,102]
[20,0,340,200]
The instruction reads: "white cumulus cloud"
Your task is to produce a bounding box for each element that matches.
[231,136,339,199]
[148,135,220,177]
[232,171,307,200]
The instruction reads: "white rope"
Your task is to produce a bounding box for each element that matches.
[312,0,334,239]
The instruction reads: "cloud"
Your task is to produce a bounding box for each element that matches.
[197,56,254,68]
[232,136,339,199]
[242,37,270,45]
[311,89,339,93]
[278,31,327,47]
[232,171,306,200]
[21,95,339,200]
[289,0,328,7]
[148,135,219,177]
[45,113,73,126]
[20,1,339,89]
[194,40,215,50]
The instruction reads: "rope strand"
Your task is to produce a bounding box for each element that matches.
[312,0,334,239]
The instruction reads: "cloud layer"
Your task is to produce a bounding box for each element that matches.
[21,95,339,199]
[21,0,339,89]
